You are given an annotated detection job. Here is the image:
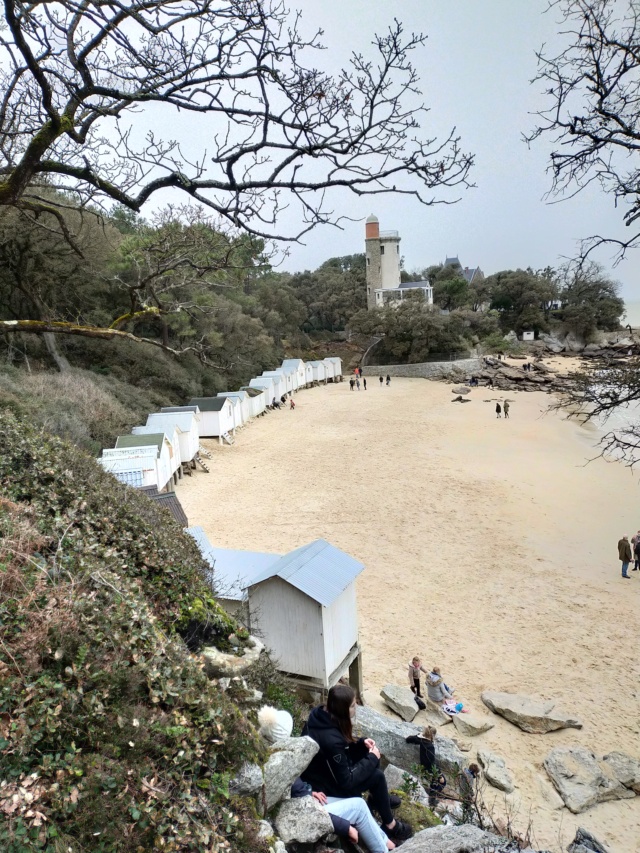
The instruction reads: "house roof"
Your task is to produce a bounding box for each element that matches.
[189,397,230,412]
[398,280,432,290]
[281,359,304,370]
[240,386,263,397]
[116,433,166,453]
[161,405,201,417]
[444,256,461,268]
[461,266,484,284]
[306,360,325,368]
[186,527,280,600]
[133,424,180,442]
[147,492,188,527]
[247,538,365,607]
[218,390,247,402]
[148,411,197,432]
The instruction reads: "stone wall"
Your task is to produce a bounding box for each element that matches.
[364,358,482,379]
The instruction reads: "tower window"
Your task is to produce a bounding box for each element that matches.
[397,245,399,253]
[366,257,370,266]
[367,287,370,294]
[380,245,385,255]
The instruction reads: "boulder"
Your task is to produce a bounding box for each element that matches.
[451,386,471,395]
[537,774,565,810]
[567,827,612,853]
[583,343,602,354]
[481,691,582,734]
[451,712,494,738]
[398,824,517,853]
[256,820,274,842]
[274,797,333,844]
[543,746,635,814]
[601,750,640,793]
[381,684,419,722]
[264,736,319,810]
[477,749,514,793]
[564,332,585,353]
[201,635,264,678]
[355,706,467,775]
[504,331,518,342]
[424,697,453,726]
[229,761,263,796]
[452,738,472,753]
[539,333,565,354]
[384,763,431,808]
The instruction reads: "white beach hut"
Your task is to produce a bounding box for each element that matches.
[304,362,314,386]
[322,358,336,382]
[131,424,183,482]
[246,539,365,691]
[113,433,176,491]
[307,360,327,384]
[325,356,343,381]
[215,393,243,430]
[249,376,276,407]
[281,358,306,391]
[146,411,200,464]
[261,371,288,400]
[217,391,252,426]
[240,386,267,417]
[188,397,235,441]
[99,446,159,489]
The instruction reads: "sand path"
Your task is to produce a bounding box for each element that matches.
[177,377,640,852]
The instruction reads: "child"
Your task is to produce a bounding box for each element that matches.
[290,398,296,410]
[407,656,428,698]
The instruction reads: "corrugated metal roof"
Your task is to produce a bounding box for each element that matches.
[150,492,188,527]
[116,433,165,452]
[240,386,263,398]
[148,411,196,432]
[189,397,229,412]
[161,405,201,417]
[247,539,364,606]
[185,527,280,600]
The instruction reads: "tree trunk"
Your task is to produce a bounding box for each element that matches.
[42,331,71,372]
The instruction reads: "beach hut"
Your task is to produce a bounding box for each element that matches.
[246,539,365,692]
[307,360,327,384]
[261,371,288,400]
[304,362,314,386]
[161,405,203,439]
[115,433,177,489]
[99,446,160,489]
[188,397,235,442]
[322,358,336,382]
[187,526,280,620]
[215,393,244,430]
[282,358,306,391]
[146,411,200,464]
[131,424,182,481]
[217,391,252,426]
[249,376,276,407]
[324,356,343,381]
[140,486,189,527]
[240,386,267,417]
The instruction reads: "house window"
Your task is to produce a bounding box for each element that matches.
[367,287,371,294]
[397,245,400,253]
[380,245,385,255]
[366,257,370,266]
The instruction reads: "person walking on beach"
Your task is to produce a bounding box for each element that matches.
[356,378,361,390]
[363,378,367,390]
[379,375,384,386]
[504,401,510,419]
[350,378,355,391]
[495,402,502,418]
[290,398,296,410]
[632,530,640,570]
[386,375,391,386]
[618,535,632,579]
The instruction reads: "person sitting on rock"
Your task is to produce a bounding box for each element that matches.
[426,667,454,705]
[259,706,396,853]
[301,684,413,842]
[405,726,447,808]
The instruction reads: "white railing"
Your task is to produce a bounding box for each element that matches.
[379,230,399,238]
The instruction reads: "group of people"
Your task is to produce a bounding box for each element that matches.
[617,532,640,578]
[349,368,391,391]
[495,401,510,418]
[271,394,295,410]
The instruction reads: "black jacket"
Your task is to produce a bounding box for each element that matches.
[405,735,437,774]
[301,705,379,796]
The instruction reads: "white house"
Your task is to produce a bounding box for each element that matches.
[161,405,203,439]
[247,539,365,691]
[217,391,252,426]
[304,362,315,386]
[322,358,336,382]
[99,446,160,489]
[113,433,176,491]
[188,397,235,441]
[324,356,343,380]
[521,331,535,342]
[306,361,327,383]
[146,411,200,463]
[131,424,182,482]
[215,393,243,430]
[282,358,306,390]
[249,376,276,406]
[240,386,267,417]
[261,371,288,400]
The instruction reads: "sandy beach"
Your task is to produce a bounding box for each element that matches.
[177,373,640,852]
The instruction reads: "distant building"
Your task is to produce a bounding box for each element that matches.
[364,215,433,310]
[443,255,485,285]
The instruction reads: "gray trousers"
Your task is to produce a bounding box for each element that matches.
[325,796,389,853]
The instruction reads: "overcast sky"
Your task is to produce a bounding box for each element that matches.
[276,0,638,299]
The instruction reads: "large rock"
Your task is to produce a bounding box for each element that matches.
[424,697,453,726]
[381,684,419,722]
[264,736,319,810]
[398,824,518,853]
[274,797,333,844]
[539,333,565,354]
[543,746,635,814]
[229,761,263,796]
[481,691,582,734]
[201,635,264,678]
[564,332,585,353]
[567,827,612,853]
[601,750,640,793]
[355,705,467,775]
[451,712,494,738]
[384,763,431,808]
[477,749,514,793]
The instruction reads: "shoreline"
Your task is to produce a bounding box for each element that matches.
[176,373,639,853]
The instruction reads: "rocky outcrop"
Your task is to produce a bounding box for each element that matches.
[381,683,419,722]
[601,750,640,793]
[398,824,532,853]
[425,697,453,726]
[384,763,431,808]
[543,746,635,813]
[477,749,514,793]
[201,635,264,678]
[229,761,263,796]
[481,691,582,733]
[355,705,468,775]
[274,797,334,843]
[567,827,612,853]
[451,712,494,738]
[264,736,319,810]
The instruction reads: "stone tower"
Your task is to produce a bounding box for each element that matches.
[365,214,401,310]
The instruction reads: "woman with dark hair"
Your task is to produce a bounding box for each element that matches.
[301,684,413,842]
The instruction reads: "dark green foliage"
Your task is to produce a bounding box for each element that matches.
[557,262,624,338]
[0,415,265,851]
[486,268,558,334]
